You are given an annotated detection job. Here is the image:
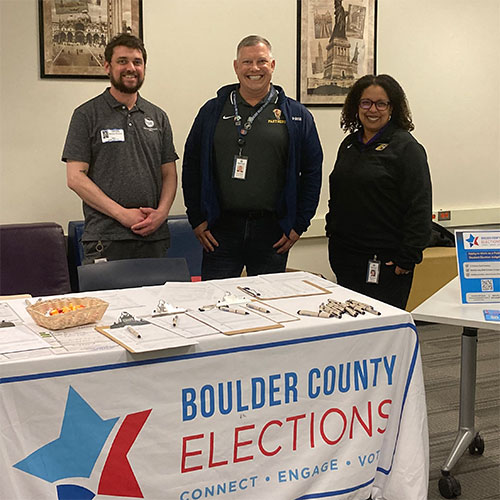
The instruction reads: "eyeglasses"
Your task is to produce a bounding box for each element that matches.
[359,99,391,111]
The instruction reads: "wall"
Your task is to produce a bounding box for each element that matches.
[1,0,499,280]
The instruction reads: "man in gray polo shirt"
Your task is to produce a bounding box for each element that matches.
[63,33,178,264]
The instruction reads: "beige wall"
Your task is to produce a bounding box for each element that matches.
[1,0,499,279]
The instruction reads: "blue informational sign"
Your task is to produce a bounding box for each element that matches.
[455,230,500,304]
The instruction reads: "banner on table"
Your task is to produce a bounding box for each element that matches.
[2,323,419,500]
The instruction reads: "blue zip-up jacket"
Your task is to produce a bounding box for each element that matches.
[182,84,323,236]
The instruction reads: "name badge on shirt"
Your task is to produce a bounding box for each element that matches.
[232,155,248,180]
[366,256,381,284]
[101,129,125,143]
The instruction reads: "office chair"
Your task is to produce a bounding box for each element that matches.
[68,216,202,283]
[0,222,71,297]
[167,215,202,278]
[77,257,191,292]
[67,220,85,291]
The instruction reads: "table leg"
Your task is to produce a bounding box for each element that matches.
[439,327,480,498]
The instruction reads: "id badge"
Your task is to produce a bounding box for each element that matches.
[232,155,248,180]
[101,129,125,143]
[366,256,381,284]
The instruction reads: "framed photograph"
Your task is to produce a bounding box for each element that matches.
[38,0,143,79]
[297,0,377,106]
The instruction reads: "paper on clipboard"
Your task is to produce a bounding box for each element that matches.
[243,301,298,323]
[0,324,51,354]
[235,275,331,300]
[188,307,283,335]
[0,302,23,323]
[95,322,198,353]
[150,314,219,338]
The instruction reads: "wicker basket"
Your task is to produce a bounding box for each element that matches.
[26,297,109,330]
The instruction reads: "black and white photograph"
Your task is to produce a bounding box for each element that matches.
[298,0,377,106]
[39,0,143,78]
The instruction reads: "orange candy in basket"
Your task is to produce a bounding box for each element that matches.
[48,303,85,316]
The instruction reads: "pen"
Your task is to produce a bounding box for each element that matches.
[297,310,331,318]
[246,302,270,314]
[127,325,141,339]
[219,306,249,315]
[172,315,178,327]
[199,304,215,312]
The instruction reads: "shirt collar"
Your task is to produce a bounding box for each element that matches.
[357,121,392,146]
[103,87,145,112]
[236,84,277,108]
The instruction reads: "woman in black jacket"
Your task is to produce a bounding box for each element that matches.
[326,74,432,309]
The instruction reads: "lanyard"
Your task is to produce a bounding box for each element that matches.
[230,87,278,153]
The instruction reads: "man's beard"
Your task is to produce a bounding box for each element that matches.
[109,72,144,94]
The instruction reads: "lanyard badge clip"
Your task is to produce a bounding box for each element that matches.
[366,255,381,284]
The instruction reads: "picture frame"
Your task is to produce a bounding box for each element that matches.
[38,0,143,79]
[297,0,377,106]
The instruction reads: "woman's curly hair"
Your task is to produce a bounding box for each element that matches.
[340,74,414,133]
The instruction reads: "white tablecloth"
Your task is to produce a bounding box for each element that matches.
[1,278,428,500]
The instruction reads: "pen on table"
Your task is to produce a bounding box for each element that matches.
[219,306,249,315]
[172,315,178,327]
[198,304,215,312]
[127,325,141,339]
[297,309,331,318]
[246,302,270,314]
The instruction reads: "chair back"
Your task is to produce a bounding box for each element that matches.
[77,257,190,292]
[166,215,202,278]
[0,223,71,297]
[67,216,202,282]
[67,220,85,291]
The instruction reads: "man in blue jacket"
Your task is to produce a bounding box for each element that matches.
[182,35,323,280]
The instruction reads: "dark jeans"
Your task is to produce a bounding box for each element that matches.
[202,212,288,280]
[82,239,169,264]
[328,240,414,310]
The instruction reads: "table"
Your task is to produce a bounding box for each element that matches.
[412,277,500,499]
[1,275,428,500]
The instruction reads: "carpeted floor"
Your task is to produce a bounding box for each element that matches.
[418,323,500,499]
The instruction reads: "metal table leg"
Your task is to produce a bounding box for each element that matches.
[439,327,482,498]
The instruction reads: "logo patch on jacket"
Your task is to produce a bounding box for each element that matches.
[376,143,388,151]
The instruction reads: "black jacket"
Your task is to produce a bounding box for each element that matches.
[325,122,432,270]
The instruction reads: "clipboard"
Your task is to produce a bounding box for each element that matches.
[95,323,197,353]
[187,308,284,336]
[243,301,299,323]
[237,280,331,300]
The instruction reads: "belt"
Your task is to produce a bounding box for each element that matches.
[223,210,275,220]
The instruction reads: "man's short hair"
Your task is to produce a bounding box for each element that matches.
[104,33,147,65]
[236,35,273,58]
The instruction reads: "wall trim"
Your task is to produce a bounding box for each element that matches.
[303,207,500,239]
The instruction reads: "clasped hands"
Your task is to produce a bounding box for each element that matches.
[120,207,166,237]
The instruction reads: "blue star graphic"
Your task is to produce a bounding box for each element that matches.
[14,386,118,482]
[465,234,477,247]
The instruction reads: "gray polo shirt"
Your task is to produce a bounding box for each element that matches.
[62,88,178,241]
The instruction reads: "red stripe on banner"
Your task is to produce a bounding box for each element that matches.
[98,409,152,498]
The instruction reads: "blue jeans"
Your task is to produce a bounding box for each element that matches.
[202,212,288,280]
